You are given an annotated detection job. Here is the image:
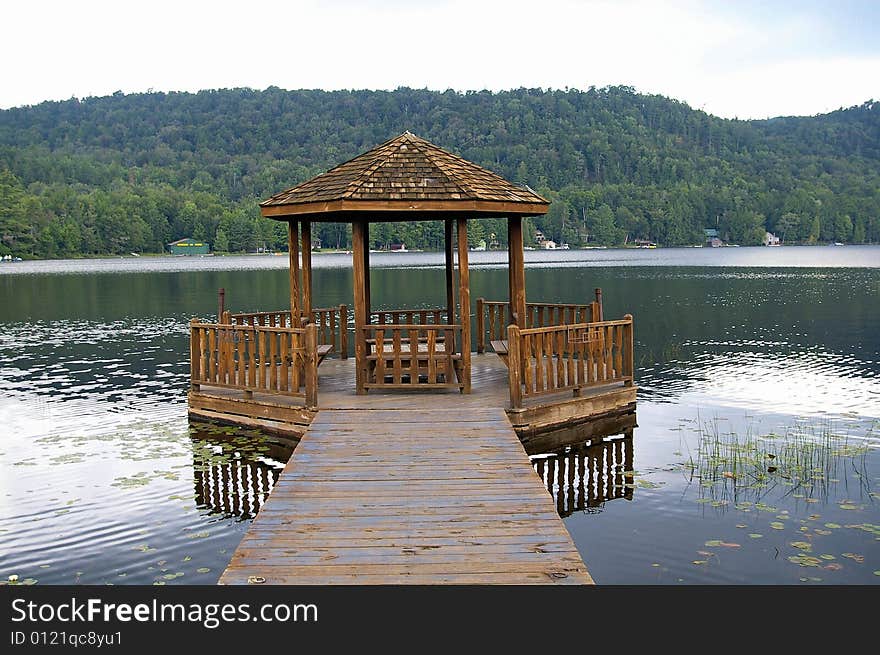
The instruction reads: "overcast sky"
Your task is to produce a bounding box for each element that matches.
[2,0,877,118]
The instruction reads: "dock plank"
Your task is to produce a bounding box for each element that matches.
[219,406,593,585]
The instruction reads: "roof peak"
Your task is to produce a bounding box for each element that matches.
[260,132,549,219]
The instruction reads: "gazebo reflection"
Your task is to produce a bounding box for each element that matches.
[188,421,295,521]
[527,413,636,518]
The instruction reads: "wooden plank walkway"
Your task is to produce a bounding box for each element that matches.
[219,406,593,585]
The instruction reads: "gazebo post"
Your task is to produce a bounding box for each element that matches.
[352,219,369,394]
[301,220,313,320]
[363,223,371,317]
[287,220,300,322]
[508,215,527,328]
[456,217,472,393]
[444,218,455,347]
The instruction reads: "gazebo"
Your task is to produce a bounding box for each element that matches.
[259,131,549,395]
[188,133,634,436]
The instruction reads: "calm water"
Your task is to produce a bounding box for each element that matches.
[0,246,877,585]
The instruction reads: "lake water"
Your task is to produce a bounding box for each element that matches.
[1,246,878,585]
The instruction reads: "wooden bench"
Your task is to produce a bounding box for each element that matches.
[365,342,463,388]
[490,339,509,367]
[317,344,332,365]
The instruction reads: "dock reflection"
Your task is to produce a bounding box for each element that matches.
[188,421,296,521]
[526,413,636,517]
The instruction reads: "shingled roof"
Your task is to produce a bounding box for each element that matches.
[260,132,549,220]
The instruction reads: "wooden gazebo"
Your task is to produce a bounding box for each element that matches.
[259,131,549,394]
[188,133,635,437]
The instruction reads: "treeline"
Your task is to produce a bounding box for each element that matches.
[1,86,878,257]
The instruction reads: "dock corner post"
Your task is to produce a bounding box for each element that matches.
[623,313,634,386]
[189,318,201,392]
[476,298,485,353]
[507,324,522,410]
[305,323,319,409]
[217,288,225,323]
[339,304,349,359]
[595,287,604,321]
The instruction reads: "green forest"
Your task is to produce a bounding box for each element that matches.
[1,86,878,258]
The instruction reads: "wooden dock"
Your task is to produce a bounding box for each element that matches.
[219,406,593,585]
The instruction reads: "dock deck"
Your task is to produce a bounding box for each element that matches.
[219,405,594,585]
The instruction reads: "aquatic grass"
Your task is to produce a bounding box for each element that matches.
[679,416,874,510]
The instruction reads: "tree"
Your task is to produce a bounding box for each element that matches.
[214,227,229,252]
[0,168,31,255]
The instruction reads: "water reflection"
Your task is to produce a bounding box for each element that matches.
[527,413,636,518]
[189,422,295,521]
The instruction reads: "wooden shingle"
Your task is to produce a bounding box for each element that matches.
[260,132,549,220]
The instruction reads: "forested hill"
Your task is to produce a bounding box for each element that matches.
[1,86,878,257]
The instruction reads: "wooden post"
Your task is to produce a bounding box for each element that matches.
[339,304,349,359]
[444,217,455,327]
[507,324,522,409]
[476,297,485,353]
[508,216,527,328]
[595,287,603,321]
[623,313,634,386]
[352,220,368,394]
[217,288,225,324]
[363,222,371,318]
[301,220,313,317]
[305,323,319,408]
[190,319,201,391]
[288,221,300,320]
[456,217,471,393]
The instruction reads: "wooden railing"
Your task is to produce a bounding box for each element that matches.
[476,294,602,353]
[311,306,348,359]
[507,315,634,409]
[229,309,294,328]
[360,324,463,390]
[370,307,449,325]
[190,320,318,407]
[230,305,348,358]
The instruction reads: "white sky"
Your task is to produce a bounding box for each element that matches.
[2,0,878,118]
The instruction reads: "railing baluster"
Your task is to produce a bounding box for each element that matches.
[534,331,544,392]
[409,327,419,385]
[236,327,246,387]
[427,329,437,384]
[279,331,289,392]
[392,329,402,384]
[522,333,533,396]
[375,329,386,384]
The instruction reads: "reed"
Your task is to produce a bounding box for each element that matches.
[679,415,874,507]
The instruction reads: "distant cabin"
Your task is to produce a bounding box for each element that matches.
[168,238,210,255]
[541,240,558,249]
[763,231,780,246]
[389,243,407,252]
[704,229,721,247]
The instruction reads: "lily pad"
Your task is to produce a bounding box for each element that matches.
[842,553,865,563]
[788,554,822,567]
[790,541,813,551]
[770,522,785,530]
